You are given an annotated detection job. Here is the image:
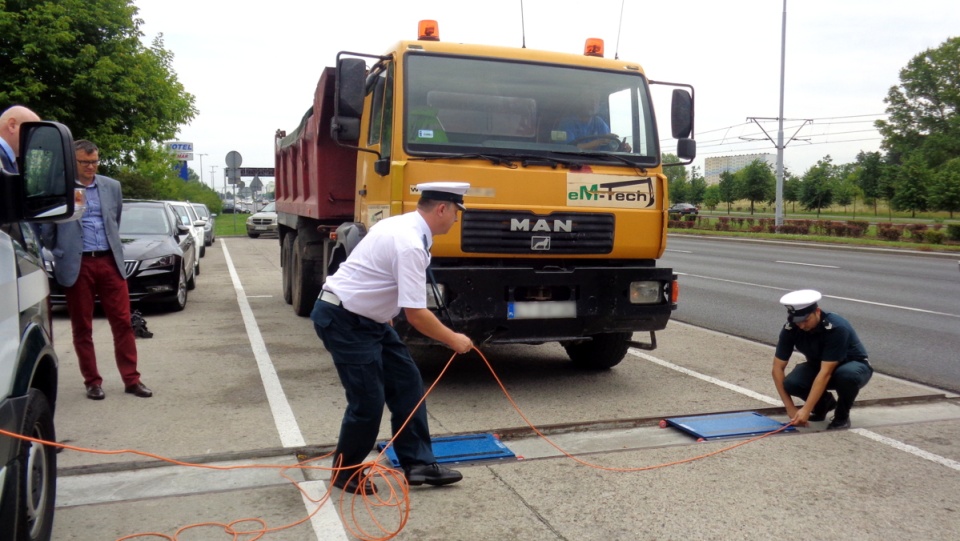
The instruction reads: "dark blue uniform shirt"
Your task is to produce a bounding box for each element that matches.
[775,311,868,364]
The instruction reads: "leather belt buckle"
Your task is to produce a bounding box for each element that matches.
[319,289,342,306]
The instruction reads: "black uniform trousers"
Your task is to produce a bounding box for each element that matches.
[783,359,873,419]
[311,299,436,474]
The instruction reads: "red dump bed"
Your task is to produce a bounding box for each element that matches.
[274,67,357,221]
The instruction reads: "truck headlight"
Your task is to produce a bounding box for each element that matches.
[629,281,661,304]
[426,283,446,309]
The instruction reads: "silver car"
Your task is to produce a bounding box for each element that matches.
[191,203,216,246]
[246,202,277,238]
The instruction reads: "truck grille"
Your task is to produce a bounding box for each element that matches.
[460,210,614,254]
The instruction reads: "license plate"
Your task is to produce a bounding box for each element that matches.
[255,226,267,231]
[507,301,576,320]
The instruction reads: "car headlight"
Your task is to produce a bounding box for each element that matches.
[141,255,177,270]
[246,217,254,225]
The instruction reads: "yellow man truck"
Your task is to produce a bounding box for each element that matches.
[275,21,695,369]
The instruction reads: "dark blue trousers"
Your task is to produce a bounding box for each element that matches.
[311,299,435,472]
[784,360,873,419]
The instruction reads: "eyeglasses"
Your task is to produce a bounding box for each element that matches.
[77,160,100,166]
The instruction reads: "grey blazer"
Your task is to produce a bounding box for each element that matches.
[41,175,126,287]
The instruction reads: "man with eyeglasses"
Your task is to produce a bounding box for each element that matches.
[771,289,873,430]
[41,140,152,400]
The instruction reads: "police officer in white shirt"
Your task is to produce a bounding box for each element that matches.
[311,182,474,493]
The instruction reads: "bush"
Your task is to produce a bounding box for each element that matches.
[924,230,946,244]
[877,223,904,241]
[948,224,960,241]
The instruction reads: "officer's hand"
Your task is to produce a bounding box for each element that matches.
[791,408,810,427]
[448,333,474,355]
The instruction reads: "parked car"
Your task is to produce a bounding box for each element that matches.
[668,203,699,216]
[43,200,198,311]
[166,200,206,262]
[191,202,216,246]
[221,200,236,214]
[246,201,277,238]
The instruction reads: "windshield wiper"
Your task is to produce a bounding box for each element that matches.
[553,150,655,168]
[412,153,517,168]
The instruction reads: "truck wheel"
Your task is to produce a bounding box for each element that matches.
[15,389,57,541]
[281,233,295,305]
[291,235,322,317]
[563,332,631,370]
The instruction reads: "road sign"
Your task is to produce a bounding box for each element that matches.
[225,151,242,168]
[238,167,275,177]
[166,141,194,152]
[250,176,263,191]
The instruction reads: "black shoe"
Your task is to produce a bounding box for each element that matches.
[85,385,105,400]
[826,416,851,430]
[124,382,153,398]
[331,469,377,494]
[809,393,837,422]
[404,463,462,486]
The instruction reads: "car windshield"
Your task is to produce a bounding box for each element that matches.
[120,206,171,235]
[260,202,276,213]
[401,53,659,166]
[192,204,209,218]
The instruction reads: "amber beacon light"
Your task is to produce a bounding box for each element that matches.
[584,38,604,57]
[418,20,440,41]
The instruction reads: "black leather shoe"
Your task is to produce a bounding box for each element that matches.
[826,416,851,430]
[404,463,463,486]
[125,382,153,398]
[331,470,377,494]
[809,393,837,422]
[85,385,105,400]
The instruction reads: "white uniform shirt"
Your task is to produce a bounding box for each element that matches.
[324,211,432,323]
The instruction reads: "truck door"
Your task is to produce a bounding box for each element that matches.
[357,61,395,227]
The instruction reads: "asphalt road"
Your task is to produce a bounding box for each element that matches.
[45,236,960,541]
[661,235,960,393]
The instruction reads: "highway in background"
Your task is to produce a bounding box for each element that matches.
[662,235,960,393]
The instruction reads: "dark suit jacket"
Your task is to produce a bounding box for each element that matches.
[41,175,126,287]
[0,144,16,173]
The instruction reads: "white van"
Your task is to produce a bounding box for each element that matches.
[0,122,79,541]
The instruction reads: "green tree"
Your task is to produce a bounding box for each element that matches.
[687,166,707,206]
[834,163,860,215]
[928,157,960,218]
[782,171,802,213]
[800,156,836,218]
[891,154,930,217]
[663,153,689,204]
[734,159,775,215]
[702,184,720,210]
[855,151,885,215]
[876,37,960,170]
[717,171,737,214]
[0,0,197,175]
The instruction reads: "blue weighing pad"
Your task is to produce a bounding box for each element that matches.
[665,411,795,441]
[377,433,515,468]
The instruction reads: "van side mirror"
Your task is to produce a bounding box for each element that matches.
[0,121,78,224]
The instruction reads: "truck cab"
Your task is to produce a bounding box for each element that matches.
[0,122,78,541]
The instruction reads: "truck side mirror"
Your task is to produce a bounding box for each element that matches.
[676,138,697,161]
[671,89,694,139]
[0,121,77,224]
[332,58,367,142]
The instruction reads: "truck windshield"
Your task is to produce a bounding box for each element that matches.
[404,54,659,166]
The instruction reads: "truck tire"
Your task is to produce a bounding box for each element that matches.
[291,235,322,317]
[14,389,56,541]
[563,332,631,370]
[281,233,295,305]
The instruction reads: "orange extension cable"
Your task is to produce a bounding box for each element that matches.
[1,347,794,540]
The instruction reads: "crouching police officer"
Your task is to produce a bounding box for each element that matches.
[772,289,873,430]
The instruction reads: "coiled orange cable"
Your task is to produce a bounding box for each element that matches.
[1,346,793,540]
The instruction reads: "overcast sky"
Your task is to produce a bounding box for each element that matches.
[133,0,959,190]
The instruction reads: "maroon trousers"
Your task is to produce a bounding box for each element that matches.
[64,254,140,387]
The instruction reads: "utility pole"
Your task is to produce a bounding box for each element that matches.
[197,153,208,187]
[209,165,219,196]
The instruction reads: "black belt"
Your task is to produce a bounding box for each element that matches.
[81,250,112,258]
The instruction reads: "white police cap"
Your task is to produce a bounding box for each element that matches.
[416,181,470,210]
[779,289,822,322]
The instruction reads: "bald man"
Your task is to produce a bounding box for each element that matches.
[0,105,41,173]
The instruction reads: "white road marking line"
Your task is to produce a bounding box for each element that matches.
[222,241,305,448]
[677,273,960,318]
[775,260,839,268]
[850,429,960,471]
[629,347,960,471]
[300,480,351,541]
